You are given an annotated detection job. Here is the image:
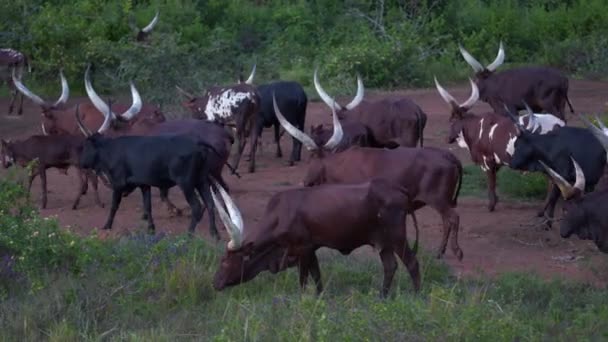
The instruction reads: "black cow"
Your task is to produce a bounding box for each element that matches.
[507,110,607,227]
[76,109,219,238]
[255,81,308,165]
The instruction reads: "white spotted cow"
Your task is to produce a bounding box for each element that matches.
[178,65,261,173]
[517,104,565,135]
[435,78,520,212]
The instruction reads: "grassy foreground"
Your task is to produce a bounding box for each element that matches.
[1,172,607,341]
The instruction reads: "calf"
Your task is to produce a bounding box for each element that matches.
[179,65,260,173]
[0,132,102,210]
[310,121,383,152]
[459,42,574,120]
[540,158,608,252]
[254,81,307,165]
[210,178,421,296]
[76,106,218,238]
[274,96,463,260]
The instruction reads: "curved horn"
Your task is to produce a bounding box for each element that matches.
[141,10,159,33]
[97,99,113,134]
[577,113,608,151]
[175,85,195,100]
[486,41,505,72]
[41,123,48,136]
[52,70,70,106]
[434,77,457,106]
[210,179,243,250]
[460,78,480,109]
[523,102,537,131]
[571,157,586,193]
[119,82,142,120]
[273,93,318,151]
[244,64,256,85]
[344,74,364,110]
[594,114,608,133]
[74,104,93,137]
[323,101,344,150]
[539,157,585,199]
[458,44,484,72]
[12,69,47,106]
[85,64,117,120]
[314,68,341,111]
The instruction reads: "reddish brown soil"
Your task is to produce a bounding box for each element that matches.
[2,79,608,286]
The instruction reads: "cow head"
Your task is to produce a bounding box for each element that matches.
[210,180,292,290]
[12,69,70,134]
[459,42,505,85]
[538,158,608,250]
[0,139,15,168]
[313,68,364,120]
[309,124,332,147]
[273,93,343,186]
[434,77,480,146]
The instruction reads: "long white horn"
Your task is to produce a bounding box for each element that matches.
[84,65,117,120]
[460,78,479,109]
[12,69,47,106]
[97,100,113,134]
[244,64,256,85]
[594,114,608,133]
[120,82,142,120]
[323,101,344,150]
[486,41,505,72]
[41,123,48,136]
[141,11,159,33]
[459,44,484,72]
[210,179,243,250]
[52,70,70,106]
[344,74,364,110]
[434,77,457,107]
[539,160,576,199]
[314,68,341,111]
[273,93,318,151]
[577,113,608,151]
[571,157,586,193]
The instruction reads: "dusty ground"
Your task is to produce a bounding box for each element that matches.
[1,79,608,286]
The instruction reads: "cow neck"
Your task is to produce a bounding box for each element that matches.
[459,115,482,148]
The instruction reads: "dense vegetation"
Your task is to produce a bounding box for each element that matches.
[2,0,608,115]
[0,171,607,340]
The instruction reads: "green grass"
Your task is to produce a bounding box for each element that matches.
[460,165,549,201]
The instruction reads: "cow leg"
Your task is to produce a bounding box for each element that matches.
[89,172,104,208]
[230,133,247,172]
[274,124,283,159]
[486,169,498,212]
[196,181,219,241]
[17,92,24,115]
[26,170,37,194]
[7,79,17,115]
[140,186,155,234]
[543,185,561,230]
[445,209,463,261]
[39,166,48,209]
[248,127,259,173]
[537,178,554,217]
[392,232,421,292]
[160,188,183,217]
[298,251,323,294]
[71,169,86,210]
[378,248,398,298]
[102,190,124,230]
[179,185,204,237]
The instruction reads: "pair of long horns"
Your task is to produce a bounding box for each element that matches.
[314,68,364,112]
[459,41,505,73]
[210,179,243,250]
[12,69,69,108]
[434,77,479,111]
[540,157,586,200]
[274,92,343,151]
[85,64,142,125]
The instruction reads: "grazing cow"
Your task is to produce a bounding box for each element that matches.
[75,107,219,238]
[210,178,421,296]
[0,48,30,115]
[459,42,574,120]
[0,129,102,210]
[540,158,608,252]
[435,78,563,212]
[133,11,159,42]
[179,65,260,173]
[254,81,308,166]
[274,96,464,260]
[313,69,426,147]
[12,66,165,136]
[309,121,382,152]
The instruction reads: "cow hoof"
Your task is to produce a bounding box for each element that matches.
[248,166,256,173]
[287,160,295,167]
[536,210,545,218]
[435,251,444,260]
[455,249,464,261]
[101,226,112,230]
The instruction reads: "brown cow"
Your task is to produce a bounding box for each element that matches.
[0,128,103,210]
[459,42,574,120]
[274,96,463,260]
[210,178,421,297]
[313,69,426,147]
[0,48,30,115]
[178,65,260,173]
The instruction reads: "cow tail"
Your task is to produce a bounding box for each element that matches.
[196,140,241,178]
[409,211,420,256]
[452,161,463,207]
[416,110,425,147]
[565,95,575,115]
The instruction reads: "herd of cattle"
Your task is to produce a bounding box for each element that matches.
[1,30,608,296]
